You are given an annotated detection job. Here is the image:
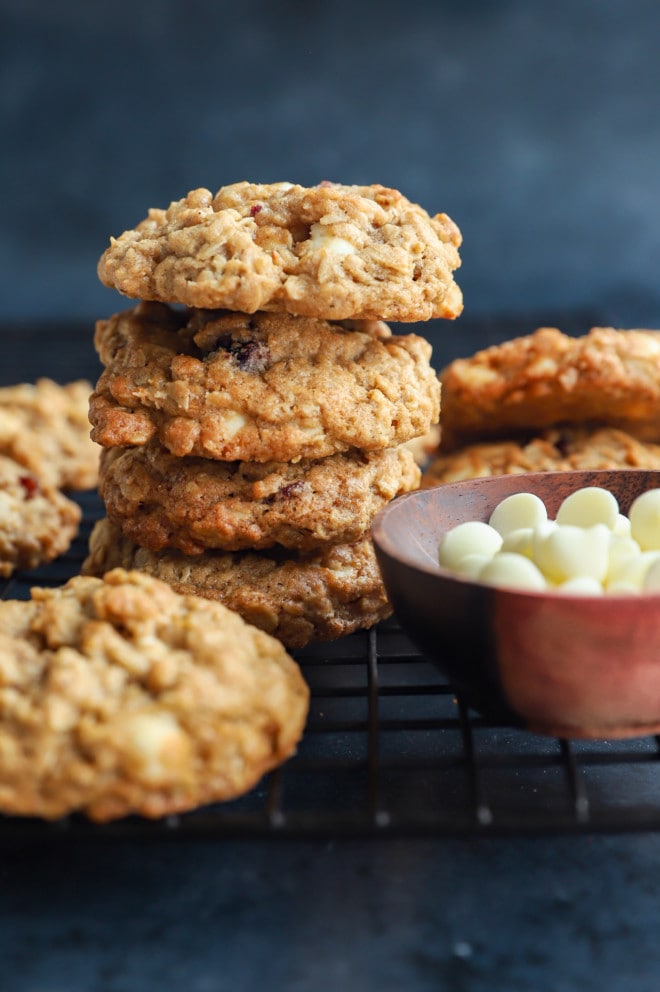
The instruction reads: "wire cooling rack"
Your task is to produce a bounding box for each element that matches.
[3,489,660,841]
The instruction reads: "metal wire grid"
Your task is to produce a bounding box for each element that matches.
[3,490,660,841]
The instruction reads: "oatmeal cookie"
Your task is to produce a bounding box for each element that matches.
[0,568,309,821]
[83,519,391,649]
[97,181,462,322]
[421,426,660,487]
[401,423,441,467]
[0,378,99,490]
[0,453,81,577]
[99,442,421,554]
[90,303,441,462]
[439,327,660,451]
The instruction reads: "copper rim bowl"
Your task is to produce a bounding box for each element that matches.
[371,469,660,739]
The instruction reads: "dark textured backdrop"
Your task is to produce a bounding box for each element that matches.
[2,0,660,330]
[3,7,660,991]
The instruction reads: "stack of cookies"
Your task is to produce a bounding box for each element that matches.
[422,325,660,486]
[83,181,463,648]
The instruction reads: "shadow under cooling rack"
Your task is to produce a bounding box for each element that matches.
[3,490,660,842]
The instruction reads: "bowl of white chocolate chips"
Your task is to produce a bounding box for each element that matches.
[371,470,660,738]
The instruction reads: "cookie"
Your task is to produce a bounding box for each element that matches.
[0,378,99,490]
[0,453,81,577]
[402,423,441,467]
[90,303,441,462]
[0,568,309,821]
[439,327,660,451]
[421,426,660,487]
[99,442,421,554]
[83,519,391,649]
[97,181,463,322]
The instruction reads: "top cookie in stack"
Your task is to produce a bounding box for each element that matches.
[85,181,462,647]
[96,182,462,321]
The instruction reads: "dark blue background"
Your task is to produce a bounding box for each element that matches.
[2,0,660,327]
[3,5,660,991]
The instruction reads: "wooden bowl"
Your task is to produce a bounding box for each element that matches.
[371,469,660,738]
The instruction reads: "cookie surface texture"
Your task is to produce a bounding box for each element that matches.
[83,520,392,649]
[421,427,660,487]
[0,379,99,490]
[90,304,441,462]
[439,327,660,451]
[0,569,309,821]
[97,182,462,322]
[99,442,421,553]
[0,454,80,576]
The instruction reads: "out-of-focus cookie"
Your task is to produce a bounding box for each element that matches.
[83,519,391,649]
[90,303,441,462]
[0,453,81,577]
[0,568,309,821]
[97,181,462,322]
[421,426,660,487]
[0,378,99,490]
[439,327,660,451]
[99,442,421,554]
[401,423,441,467]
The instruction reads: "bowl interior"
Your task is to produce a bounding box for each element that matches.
[373,468,660,576]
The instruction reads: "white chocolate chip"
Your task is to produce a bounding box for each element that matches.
[438,521,502,570]
[222,411,247,438]
[643,557,660,592]
[604,534,641,586]
[453,553,494,579]
[122,712,191,785]
[528,356,558,377]
[456,365,499,387]
[478,552,547,591]
[555,486,619,529]
[488,492,547,537]
[605,534,642,587]
[309,223,357,256]
[606,550,660,593]
[532,522,610,584]
[329,566,356,579]
[556,576,604,596]
[629,489,660,550]
[528,520,557,574]
[612,513,632,537]
[500,527,535,558]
